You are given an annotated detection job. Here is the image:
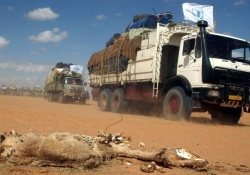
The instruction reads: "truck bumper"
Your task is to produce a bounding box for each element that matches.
[192,87,250,109]
[66,93,86,100]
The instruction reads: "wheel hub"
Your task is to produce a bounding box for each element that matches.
[113,95,119,107]
[169,96,179,114]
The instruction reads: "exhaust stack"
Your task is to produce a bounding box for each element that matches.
[197,20,212,83]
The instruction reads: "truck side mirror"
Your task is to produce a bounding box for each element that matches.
[190,50,195,55]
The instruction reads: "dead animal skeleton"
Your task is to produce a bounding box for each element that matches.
[0,130,208,173]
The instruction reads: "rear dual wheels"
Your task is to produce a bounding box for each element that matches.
[163,87,192,120]
[47,93,53,102]
[111,88,127,113]
[99,89,112,111]
[99,88,127,112]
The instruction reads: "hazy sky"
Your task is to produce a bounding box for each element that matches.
[0,0,249,90]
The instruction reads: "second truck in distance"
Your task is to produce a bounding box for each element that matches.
[44,62,87,104]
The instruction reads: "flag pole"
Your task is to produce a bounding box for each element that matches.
[213,4,216,32]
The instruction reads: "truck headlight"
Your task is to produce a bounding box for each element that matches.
[207,90,220,97]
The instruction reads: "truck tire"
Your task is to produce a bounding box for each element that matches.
[163,87,191,120]
[59,92,66,103]
[43,93,47,99]
[111,88,127,113]
[80,97,86,105]
[210,107,242,124]
[47,93,53,102]
[99,89,112,111]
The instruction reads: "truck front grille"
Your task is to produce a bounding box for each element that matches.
[214,67,250,89]
[213,67,250,103]
[69,87,83,94]
[77,89,83,94]
[70,88,76,93]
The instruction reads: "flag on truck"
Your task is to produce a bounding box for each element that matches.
[182,3,214,29]
[70,65,83,74]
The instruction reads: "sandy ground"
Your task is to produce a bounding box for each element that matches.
[0,95,250,175]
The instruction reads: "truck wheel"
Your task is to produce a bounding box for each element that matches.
[99,89,112,111]
[80,97,86,105]
[47,93,53,102]
[210,107,242,124]
[163,87,191,120]
[43,93,47,99]
[59,92,66,103]
[111,88,127,113]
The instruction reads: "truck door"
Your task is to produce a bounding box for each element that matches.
[177,37,202,86]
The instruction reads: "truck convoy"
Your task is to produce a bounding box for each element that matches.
[87,13,250,124]
[1,85,7,95]
[44,62,87,104]
[20,87,32,96]
[31,86,43,97]
[6,85,19,96]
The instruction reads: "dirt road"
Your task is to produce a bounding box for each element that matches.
[0,95,250,175]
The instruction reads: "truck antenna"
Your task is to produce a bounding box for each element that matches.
[152,8,157,15]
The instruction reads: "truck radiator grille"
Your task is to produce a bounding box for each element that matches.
[214,67,250,91]
[213,67,250,104]
[69,88,83,94]
[70,88,76,93]
[76,89,83,94]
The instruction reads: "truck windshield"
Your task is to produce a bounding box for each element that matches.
[207,34,250,63]
[65,78,83,85]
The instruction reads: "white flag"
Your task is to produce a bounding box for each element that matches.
[182,3,214,29]
[70,65,83,74]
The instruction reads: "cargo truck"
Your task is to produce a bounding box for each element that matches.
[44,63,87,104]
[87,15,250,124]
